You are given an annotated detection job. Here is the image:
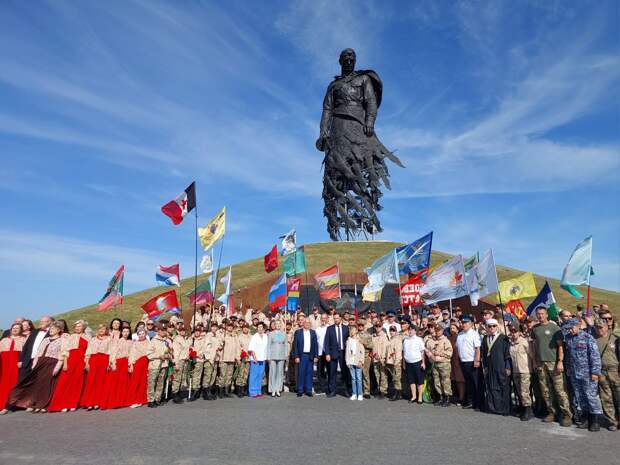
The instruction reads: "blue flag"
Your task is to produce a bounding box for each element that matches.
[396,232,433,276]
[526,281,559,318]
[269,273,287,311]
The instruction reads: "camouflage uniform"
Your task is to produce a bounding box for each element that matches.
[358,328,374,396]
[372,332,389,395]
[564,327,603,416]
[596,332,619,427]
[146,335,171,403]
[235,332,252,389]
[171,334,191,394]
[425,335,453,396]
[386,334,403,391]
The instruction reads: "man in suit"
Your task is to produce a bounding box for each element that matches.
[323,313,351,397]
[292,319,319,397]
[18,315,53,382]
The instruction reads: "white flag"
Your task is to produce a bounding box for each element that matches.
[280,229,296,256]
[200,249,214,274]
[420,255,469,304]
[473,249,499,303]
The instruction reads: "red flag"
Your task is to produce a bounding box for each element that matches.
[161,182,196,225]
[400,270,426,307]
[505,299,526,320]
[264,244,278,273]
[141,290,180,320]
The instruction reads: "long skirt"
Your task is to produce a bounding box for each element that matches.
[80,353,109,408]
[125,356,148,406]
[0,349,21,409]
[249,361,265,397]
[8,356,58,410]
[48,340,88,412]
[101,357,130,409]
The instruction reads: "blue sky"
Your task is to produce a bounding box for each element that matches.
[1,0,618,327]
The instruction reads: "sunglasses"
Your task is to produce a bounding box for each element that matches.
[488,325,498,328]
[601,317,613,321]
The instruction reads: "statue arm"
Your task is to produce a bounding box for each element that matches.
[316,85,333,151]
[363,76,377,135]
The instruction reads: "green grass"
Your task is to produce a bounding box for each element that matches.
[52,241,619,326]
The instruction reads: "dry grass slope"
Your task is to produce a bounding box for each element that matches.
[53,241,619,327]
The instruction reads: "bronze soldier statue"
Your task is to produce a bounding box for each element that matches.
[316,48,403,241]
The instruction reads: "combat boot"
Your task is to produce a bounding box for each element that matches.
[520,406,533,421]
[202,388,210,400]
[217,386,223,399]
[224,386,232,398]
[574,410,587,428]
[559,415,573,427]
[588,413,600,432]
[236,385,245,398]
[172,392,184,404]
[441,395,450,407]
[188,388,200,402]
[389,390,401,402]
[542,413,555,423]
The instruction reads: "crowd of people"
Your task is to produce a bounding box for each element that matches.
[0,302,618,433]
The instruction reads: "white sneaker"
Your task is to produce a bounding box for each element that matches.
[350,395,357,400]
[357,395,363,401]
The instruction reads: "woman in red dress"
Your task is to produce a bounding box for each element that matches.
[0,323,26,414]
[48,320,90,413]
[80,324,111,411]
[101,326,132,409]
[126,328,149,408]
[6,322,64,413]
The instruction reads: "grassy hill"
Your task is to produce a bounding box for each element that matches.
[53,241,619,327]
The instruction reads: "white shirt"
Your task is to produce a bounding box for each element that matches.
[302,329,311,353]
[456,328,481,362]
[31,329,48,359]
[248,333,268,361]
[403,336,425,363]
[383,321,401,334]
[315,326,327,355]
[335,324,344,350]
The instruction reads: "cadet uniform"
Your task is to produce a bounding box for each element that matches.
[235,331,252,396]
[596,331,619,429]
[358,324,374,397]
[217,333,240,394]
[425,334,453,404]
[563,319,603,431]
[189,333,207,399]
[146,334,171,406]
[205,331,223,397]
[509,334,533,420]
[308,313,321,330]
[171,334,191,401]
[386,332,403,401]
[372,331,389,397]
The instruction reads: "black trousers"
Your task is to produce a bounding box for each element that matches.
[328,351,351,395]
[317,355,329,393]
[460,361,481,408]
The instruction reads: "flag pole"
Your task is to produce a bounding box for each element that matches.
[303,247,311,317]
[192,191,199,332]
[492,259,508,335]
[211,237,226,306]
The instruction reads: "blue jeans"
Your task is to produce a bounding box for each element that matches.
[249,361,265,397]
[349,366,363,396]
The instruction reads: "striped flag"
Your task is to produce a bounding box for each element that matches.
[269,273,287,311]
[287,277,301,311]
[314,264,341,300]
[98,265,124,312]
[156,264,180,287]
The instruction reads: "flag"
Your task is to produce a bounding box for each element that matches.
[468,249,499,306]
[161,182,196,225]
[279,229,296,256]
[217,266,232,307]
[362,280,383,302]
[314,265,341,300]
[142,290,180,320]
[526,281,559,319]
[365,248,399,293]
[98,265,125,312]
[505,299,526,320]
[264,244,278,273]
[420,255,468,304]
[396,232,433,275]
[200,249,214,274]
[498,272,537,302]
[186,279,213,305]
[464,252,479,272]
[400,270,427,307]
[560,236,593,298]
[284,249,306,276]
[198,207,226,251]
[156,264,180,287]
[269,273,287,311]
[287,277,301,311]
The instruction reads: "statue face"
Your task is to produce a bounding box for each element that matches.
[339,49,356,74]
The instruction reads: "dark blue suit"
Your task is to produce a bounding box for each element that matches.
[292,328,318,394]
[323,323,351,395]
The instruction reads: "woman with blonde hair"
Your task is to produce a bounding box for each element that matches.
[80,324,111,411]
[48,320,90,412]
[345,325,365,401]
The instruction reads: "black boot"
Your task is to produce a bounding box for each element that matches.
[433,396,442,406]
[441,395,450,407]
[188,388,200,402]
[520,406,533,421]
[208,386,217,400]
[389,390,401,402]
[217,387,223,399]
[575,410,587,429]
[236,385,245,398]
[172,391,184,404]
[589,413,600,432]
[224,386,232,398]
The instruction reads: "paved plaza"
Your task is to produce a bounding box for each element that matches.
[0,394,617,465]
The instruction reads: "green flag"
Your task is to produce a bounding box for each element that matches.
[284,249,306,276]
[185,279,211,296]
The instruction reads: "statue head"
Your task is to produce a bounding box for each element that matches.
[339,48,356,75]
